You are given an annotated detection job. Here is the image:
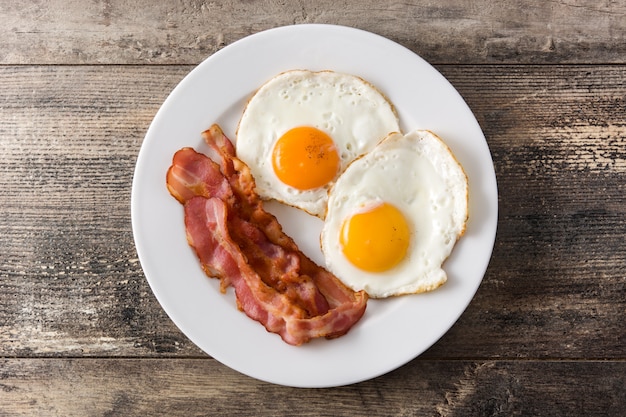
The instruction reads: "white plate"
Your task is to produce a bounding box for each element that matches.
[131,24,498,388]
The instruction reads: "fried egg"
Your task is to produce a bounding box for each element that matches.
[320,130,469,298]
[236,70,399,218]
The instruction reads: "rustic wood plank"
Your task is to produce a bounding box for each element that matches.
[0,0,625,65]
[0,65,205,357]
[0,358,624,416]
[0,65,624,359]
[425,64,626,359]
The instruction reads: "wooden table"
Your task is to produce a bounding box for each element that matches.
[1,1,624,415]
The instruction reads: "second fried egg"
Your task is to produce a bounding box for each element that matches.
[320,130,469,298]
[236,70,399,218]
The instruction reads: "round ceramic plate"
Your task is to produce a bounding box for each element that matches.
[131,24,498,388]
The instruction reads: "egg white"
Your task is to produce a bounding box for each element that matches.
[320,130,469,298]
[236,70,399,218]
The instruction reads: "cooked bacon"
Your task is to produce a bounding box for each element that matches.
[167,124,367,345]
[202,126,367,312]
[185,196,308,344]
[166,147,234,206]
[202,126,296,250]
[202,124,237,177]
[166,145,329,315]
[185,196,366,344]
[227,215,331,317]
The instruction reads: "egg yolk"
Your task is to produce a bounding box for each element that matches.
[272,126,340,190]
[340,202,410,272]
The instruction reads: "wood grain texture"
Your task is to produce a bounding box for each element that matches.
[0,65,203,357]
[0,65,624,361]
[1,0,625,65]
[1,2,625,411]
[427,64,626,359]
[0,358,624,416]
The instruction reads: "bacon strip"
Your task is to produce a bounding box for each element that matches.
[166,147,233,206]
[227,215,330,317]
[166,125,367,345]
[201,126,297,250]
[185,196,364,344]
[202,126,366,311]
[166,146,329,315]
[185,196,308,344]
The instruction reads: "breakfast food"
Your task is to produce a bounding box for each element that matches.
[165,69,470,345]
[236,70,400,218]
[321,130,469,298]
[166,125,367,345]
